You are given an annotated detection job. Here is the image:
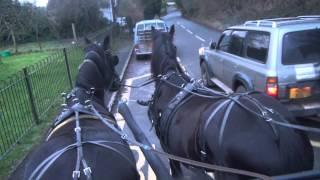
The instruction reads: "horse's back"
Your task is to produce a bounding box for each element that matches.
[18,119,139,180]
[206,93,313,176]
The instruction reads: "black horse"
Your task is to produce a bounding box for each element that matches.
[12,36,139,180]
[148,25,314,179]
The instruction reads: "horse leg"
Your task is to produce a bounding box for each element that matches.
[170,160,182,177]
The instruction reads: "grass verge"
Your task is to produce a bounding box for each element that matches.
[0,52,55,81]
[0,102,60,179]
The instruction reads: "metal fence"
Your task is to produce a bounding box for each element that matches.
[0,46,84,160]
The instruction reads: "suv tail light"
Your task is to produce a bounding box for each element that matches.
[266,77,278,98]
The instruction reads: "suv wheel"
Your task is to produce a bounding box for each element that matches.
[236,85,247,93]
[201,63,215,87]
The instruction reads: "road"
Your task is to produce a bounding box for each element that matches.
[163,9,221,78]
[114,7,320,180]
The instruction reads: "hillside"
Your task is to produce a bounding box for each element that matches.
[175,0,320,30]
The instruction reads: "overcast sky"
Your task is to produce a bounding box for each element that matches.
[19,0,48,7]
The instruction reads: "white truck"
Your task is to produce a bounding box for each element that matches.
[133,19,168,59]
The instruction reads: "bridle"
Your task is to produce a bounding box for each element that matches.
[84,50,118,91]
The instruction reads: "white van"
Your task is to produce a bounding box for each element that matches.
[133,19,167,59]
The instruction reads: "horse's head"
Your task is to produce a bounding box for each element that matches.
[151,25,178,77]
[75,35,120,101]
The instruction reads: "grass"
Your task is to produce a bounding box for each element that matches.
[0,52,54,81]
[0,103,60,180]
[0,39,75,54]
[0,47,84,179]
[0,27,111,55]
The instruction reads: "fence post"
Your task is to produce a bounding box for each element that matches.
[63,48,73,89]
[23,68,40,124]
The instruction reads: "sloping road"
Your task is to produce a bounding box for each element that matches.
[162,9,221,78]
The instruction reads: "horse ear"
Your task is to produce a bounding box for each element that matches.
[84,37,91,45]
[169,25,175,37]
[103,36,110,50]
[151,26,157,39]
[151,26,156,32]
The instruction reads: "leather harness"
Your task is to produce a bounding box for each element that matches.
[30,97,135,180]
[149,71,283,163]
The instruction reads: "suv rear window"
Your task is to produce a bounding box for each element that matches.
[282,29,320,65]
[245,31,270,63]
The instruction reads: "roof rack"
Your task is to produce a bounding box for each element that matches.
[298,15,320,19]
[244,15,320,28]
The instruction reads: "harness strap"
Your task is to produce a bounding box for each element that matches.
[159,82,195,148]
[218,97,239,146]
[47,114,116,141]
[28,140,132,180]
[199,99,230,160]
[73,111,82,179]
[30,102,130,180]
[74,111,92,180]
[242,95,280,139]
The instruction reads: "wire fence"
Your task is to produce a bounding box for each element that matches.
[0,46,84,160]
[0,23,131,161]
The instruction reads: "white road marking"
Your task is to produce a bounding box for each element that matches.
[195,35,206,42]
[178,24,206,43]
[176,57,190,76]
[311,140,320,148]
[186,29,193,35]
[120,73,152,102]
[129,73,152,81]
[117,103,156,180]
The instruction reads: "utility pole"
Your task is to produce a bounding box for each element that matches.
[110,0,115,22]
[72,23,77,42]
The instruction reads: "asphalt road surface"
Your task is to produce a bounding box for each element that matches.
[114,7,320,180]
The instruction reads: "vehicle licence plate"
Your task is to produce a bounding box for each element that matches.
[289,87,311,99]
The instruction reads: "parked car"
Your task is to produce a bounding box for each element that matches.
[133,19,168,59]
[199,16,320,117]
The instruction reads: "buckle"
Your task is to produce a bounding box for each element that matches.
[72,170,81,178]
[121,134,128,140]
[83,167,92,176]
[266,117,273,122]
[74,127,81,133]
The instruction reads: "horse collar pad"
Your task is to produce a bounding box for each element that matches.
[159,82,195,147]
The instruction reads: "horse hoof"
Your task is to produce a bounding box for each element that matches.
[137,99,150,106]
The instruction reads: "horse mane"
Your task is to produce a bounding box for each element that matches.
[151,30,180,76]
[151,29,191,82]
